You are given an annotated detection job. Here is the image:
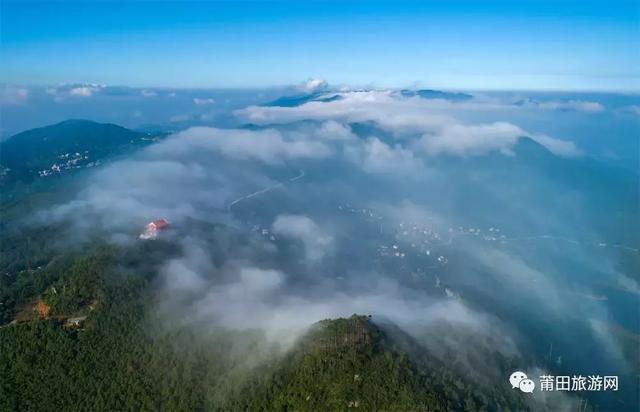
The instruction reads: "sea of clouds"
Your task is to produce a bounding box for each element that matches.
[25,79,639,409]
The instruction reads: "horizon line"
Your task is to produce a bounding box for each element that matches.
[4,82,640,95]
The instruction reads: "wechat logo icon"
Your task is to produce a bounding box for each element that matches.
[510,371,535,393]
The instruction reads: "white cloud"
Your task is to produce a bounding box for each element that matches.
[193,97,216,105]
[161,247,210,292]
[152,127,331,164]
[238,267,285,294]
[529,133,582,157]
[314,120,356,140]
[298,78,328,93]
[419,122,582,157]
[45,87,67,103]
[69,87,92,97]
[236,90,453,135]
[347,137,425,175]
[141,89,158,97]
[272,214,333,262]
[43,83,107,101]
[618,105,640,116]
[419,122,521,157]
[519,99,605,113]
[69,85,101,97]
[163,257,521,355]
[0,87,29,104]
[236,90,581,157]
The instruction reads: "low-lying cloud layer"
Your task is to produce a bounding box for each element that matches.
[235,90,582,157]
[272,214,333,262]
[156,127,331,164]
[516,98,605,113]
[31,82,639,409]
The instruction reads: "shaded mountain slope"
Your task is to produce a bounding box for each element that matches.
[0,119,161,182]
[226,315,529,411]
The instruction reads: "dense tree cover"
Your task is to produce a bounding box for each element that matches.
[227,316,530,412]
[227,315,449,411]
[0,183,182,324]
[1,244,209,411]
[0,239,531,411]
[0,239,529,411]
[0,231,74,325]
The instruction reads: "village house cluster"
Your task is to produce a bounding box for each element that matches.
[38,151,99,177]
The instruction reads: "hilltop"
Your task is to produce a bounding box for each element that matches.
[0,119,162,183]
[225,315,528,411]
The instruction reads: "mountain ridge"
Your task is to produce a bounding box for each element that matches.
[0,119,162,183]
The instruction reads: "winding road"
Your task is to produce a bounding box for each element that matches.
[227,169,305,211]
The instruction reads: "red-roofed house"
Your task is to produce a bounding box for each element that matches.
[139,218,170,240]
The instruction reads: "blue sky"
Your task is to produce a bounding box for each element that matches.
[1,0,639,91]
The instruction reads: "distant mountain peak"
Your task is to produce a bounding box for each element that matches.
[263,91,342,107]
[397,89,474,101]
